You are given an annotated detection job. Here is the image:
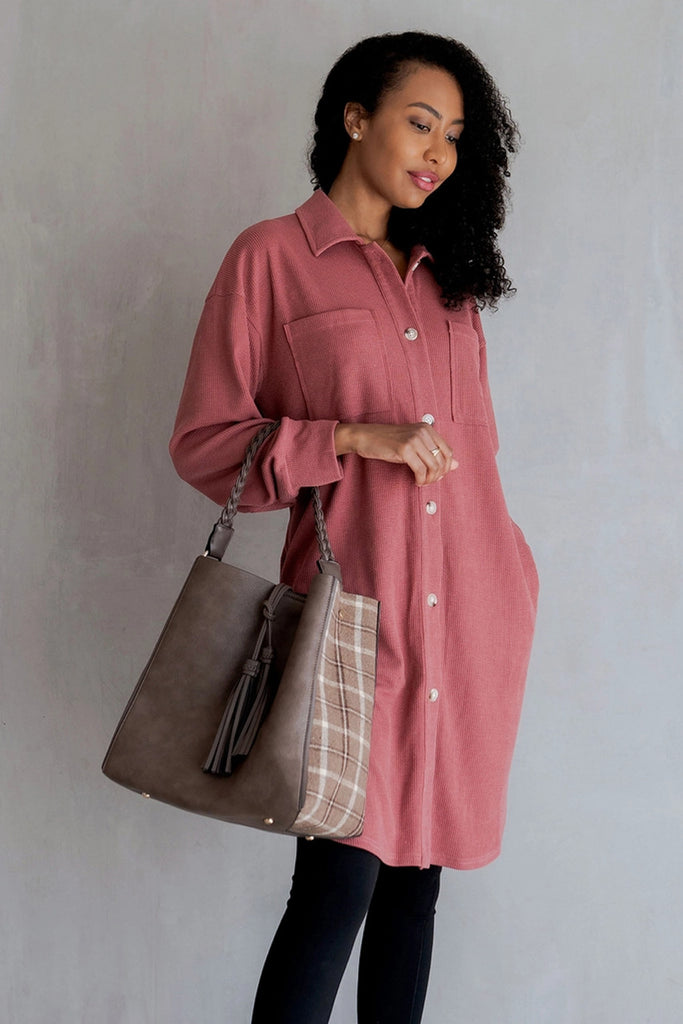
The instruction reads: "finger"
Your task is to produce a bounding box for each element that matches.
[407,455,429,486]
[403,426,454,484]
[427,448,459,483]
[428,431,453,462]
[427,432,456,481]
[417,438,446,483]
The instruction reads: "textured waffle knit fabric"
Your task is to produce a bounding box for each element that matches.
[170,189,539,870]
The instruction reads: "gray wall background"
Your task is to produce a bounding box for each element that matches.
[1,0,681,1021]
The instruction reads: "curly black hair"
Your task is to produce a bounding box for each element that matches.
[309,31,520,310]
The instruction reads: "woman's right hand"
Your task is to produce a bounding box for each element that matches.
[334,422,458,486]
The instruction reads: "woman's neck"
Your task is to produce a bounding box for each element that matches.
[327,170,408,280]
[327,171,391,244]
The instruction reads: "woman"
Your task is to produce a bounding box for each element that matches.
[170,30,538,1024]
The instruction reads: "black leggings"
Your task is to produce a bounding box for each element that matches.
[251,837,442,1024]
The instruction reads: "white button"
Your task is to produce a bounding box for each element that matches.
[421,413,434,425]
[428,688,439,702]
[426,501,437,515]
[404,327,419,341]
[427,593,438,607]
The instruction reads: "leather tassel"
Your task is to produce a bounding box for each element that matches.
[230,647,274,758]
[204,584,290,776]
[203,653,265,775]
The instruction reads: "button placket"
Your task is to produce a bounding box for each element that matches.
[360,245,425,361]
[364,246,443,859]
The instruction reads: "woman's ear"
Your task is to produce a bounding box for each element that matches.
[343,101,369,141]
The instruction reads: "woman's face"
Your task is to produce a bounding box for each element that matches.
[345,63,465,211]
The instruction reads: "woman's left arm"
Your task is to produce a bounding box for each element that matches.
[170,286,344,511]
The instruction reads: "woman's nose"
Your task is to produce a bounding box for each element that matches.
[425,138,449,165]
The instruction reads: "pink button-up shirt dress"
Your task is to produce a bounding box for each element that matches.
[170,189,539,870]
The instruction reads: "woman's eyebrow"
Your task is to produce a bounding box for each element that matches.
[406,102,465,126]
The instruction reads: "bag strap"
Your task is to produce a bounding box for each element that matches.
[204,421,339,575]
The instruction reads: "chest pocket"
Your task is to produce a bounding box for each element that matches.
[284,308,392,420]
[448,321,489,424]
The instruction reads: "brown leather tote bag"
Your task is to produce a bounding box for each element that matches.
[102,421,379,839]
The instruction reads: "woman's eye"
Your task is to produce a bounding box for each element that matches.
[410,120,430,133]
[446,135,459,146]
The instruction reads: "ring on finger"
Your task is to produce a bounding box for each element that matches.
[430,447,441,457]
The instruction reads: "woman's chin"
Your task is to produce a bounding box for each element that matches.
[394,194,432,211]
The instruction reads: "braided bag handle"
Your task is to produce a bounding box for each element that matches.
[204,420,336,567]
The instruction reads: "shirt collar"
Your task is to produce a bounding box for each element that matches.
[295,189,433,266]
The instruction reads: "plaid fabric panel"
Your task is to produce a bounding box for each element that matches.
[292,589,378,838]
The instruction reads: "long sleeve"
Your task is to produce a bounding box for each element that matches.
[169,286,344,510]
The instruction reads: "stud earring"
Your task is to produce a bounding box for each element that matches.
[352,132,360,140]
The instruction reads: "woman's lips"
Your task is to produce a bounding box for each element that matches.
[408,172,439,192]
